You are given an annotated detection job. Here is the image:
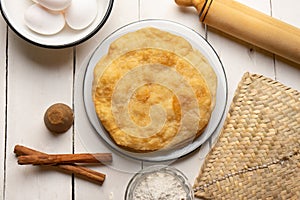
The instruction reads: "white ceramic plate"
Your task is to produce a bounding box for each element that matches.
[83,19,228,162]
[0,0,114,48]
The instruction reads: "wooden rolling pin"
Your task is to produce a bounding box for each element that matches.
[175,0,300,64]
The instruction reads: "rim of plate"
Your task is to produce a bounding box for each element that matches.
[82,19,228,162]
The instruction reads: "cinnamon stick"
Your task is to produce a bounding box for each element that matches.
[14,145,106,185]
[17,153,112,165]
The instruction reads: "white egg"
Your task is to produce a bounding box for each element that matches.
[36,0,72,11]
[24,4,65,35]
[65,0,98,30]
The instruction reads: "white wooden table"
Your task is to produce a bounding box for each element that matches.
[1,0,300,199]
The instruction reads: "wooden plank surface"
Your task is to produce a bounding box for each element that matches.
[0,0,299,199]
[272,0,300,91]
[0,16,6,200]
[4,31,74,199]
[140,0,205,36]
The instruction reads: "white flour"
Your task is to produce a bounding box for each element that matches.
[132,171,187,200]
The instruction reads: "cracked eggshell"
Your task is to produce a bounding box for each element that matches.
[36,0,72,11]
[65,0,98,30]
[24,4,65,35]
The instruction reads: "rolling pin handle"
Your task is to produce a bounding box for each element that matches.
[175,0,207,15]
[175,0,194,7]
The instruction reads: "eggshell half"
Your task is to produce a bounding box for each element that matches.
[65,0,98,30]
[24,4,65,35]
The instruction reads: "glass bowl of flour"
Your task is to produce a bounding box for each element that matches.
[125,165,194,200]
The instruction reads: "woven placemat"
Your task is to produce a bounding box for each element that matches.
[194,73,300,199]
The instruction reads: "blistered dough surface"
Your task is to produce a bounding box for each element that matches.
[92,27,217,151]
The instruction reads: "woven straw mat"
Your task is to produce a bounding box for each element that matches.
[194,73,300,200]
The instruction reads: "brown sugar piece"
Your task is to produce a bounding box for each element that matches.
[44,103,74,133]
